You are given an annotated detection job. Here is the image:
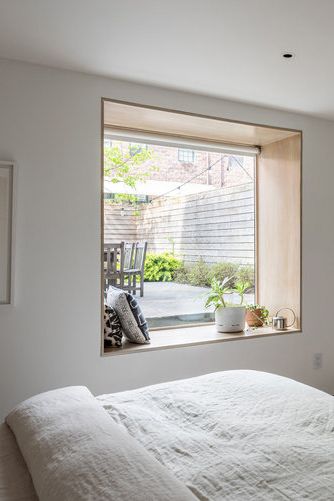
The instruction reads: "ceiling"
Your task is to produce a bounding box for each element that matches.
[1,0,334,119]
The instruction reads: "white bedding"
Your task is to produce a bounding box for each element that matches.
[0,424,37,501]
[98,370,334,501]
[6,386,196,501]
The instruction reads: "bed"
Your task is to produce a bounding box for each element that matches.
[2,371,334,500]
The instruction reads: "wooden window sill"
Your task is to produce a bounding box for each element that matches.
[103,324,301,356]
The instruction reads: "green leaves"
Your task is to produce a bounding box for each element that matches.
[246,304,269,323]
[234,281,251,295]
[205,277,234,310]
[174,260,255,290]
[144,253,183,282]
[234,280,251,305]
[205,277,253,310]
[104,143,158,207]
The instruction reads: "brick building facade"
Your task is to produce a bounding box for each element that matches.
[104,138,254,189]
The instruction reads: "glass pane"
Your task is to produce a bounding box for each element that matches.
[103,139,255,329]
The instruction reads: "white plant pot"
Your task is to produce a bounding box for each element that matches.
[215,306,246,333]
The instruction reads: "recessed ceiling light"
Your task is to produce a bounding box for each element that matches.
[282,52,295,59]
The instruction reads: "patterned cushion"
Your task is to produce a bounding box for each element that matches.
[104,304,123,348]
[106,287,150,344]
[125,292,150,342]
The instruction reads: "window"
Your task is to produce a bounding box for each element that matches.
[129,143,146,156]
[228,155,244,170]
[178,148,195,163]
[102,99,301,354]
[104,135,113,148]
[103,137,256,330]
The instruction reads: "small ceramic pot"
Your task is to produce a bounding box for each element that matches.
[215,306,246,333]
[245,308,264,327]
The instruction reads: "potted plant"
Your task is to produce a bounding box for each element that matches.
[205,277,247,333]
[245,304,269,327]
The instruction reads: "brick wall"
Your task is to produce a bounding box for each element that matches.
[105,140,254,188]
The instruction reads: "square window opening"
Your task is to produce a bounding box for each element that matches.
[103,138,256,330]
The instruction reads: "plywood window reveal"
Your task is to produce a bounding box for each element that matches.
[101,99,301,354]
[257,135,301,329]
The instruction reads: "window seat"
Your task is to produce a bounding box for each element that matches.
[103,324,300,356]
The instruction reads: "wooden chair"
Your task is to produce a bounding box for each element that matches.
[104,241,147,296]
[119,242,135,291]
[104,242,123,290]
[124,241,148,297]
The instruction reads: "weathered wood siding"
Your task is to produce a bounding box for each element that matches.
[104,204,137,243]
[138,183,254,264]
[104,182,255,265]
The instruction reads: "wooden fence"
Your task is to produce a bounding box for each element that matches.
[104,182,255,265]
[104,205,137,243]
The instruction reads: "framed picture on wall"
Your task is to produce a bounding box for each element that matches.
[0,161,15,305]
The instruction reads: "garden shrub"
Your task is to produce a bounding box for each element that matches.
[209,262,239,287]
[236,265,255,289]
[173,258,255,289]
[186,257,211,287]
[144,252,183,282]
[173,262,189,284]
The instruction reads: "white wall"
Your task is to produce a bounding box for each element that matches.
[0,59,333,419]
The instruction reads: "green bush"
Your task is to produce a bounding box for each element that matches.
[186,257,211,287]
[209,262,239,287]
[236,265,255,289]
[173,262,189,284]
[173,259,255,290]
[144,252,183,282]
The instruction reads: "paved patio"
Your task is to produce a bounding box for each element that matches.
[136,282,254,327]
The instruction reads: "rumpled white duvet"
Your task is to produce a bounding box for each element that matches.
[5,386,195,501]
[4,370,334,500]
[98,371,334,501]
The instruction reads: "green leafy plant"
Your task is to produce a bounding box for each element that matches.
[172,262,189,284]
[104,143,158,213]
[236,266,255,290]
[204,277,233,310]
[186,257,211,287]
[205,276,252,311]
[234,280,251,305]
[104,144,156,186]
[246,304,269,325]
[144,252,183,282]
[209,262,239,287]
[173,259,255,290]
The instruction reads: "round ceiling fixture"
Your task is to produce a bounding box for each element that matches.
[282,52,295,59]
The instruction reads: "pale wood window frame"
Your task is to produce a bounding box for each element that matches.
[101,99,302,355]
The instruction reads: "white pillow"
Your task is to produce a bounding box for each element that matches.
[6,386,196,501]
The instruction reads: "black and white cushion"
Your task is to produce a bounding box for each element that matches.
[104,304,123,348]
[125,293,150,342]
[106,287,150,344]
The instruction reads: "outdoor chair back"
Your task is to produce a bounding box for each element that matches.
[103,240,148,297]
[133,241,147,272]
[122,242,135,270]
[104,242,123,282]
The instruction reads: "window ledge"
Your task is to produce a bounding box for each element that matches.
[103,324,301,356]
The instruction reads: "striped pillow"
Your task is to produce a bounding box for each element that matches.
[125,292,150,342]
